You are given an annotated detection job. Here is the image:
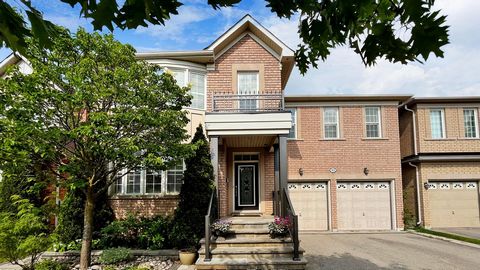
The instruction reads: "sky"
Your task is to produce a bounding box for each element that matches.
[1,0,479,97]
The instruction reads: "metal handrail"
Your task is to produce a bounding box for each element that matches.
[283,187,300,261]
[212,92,284,112]
[204,187,217,262]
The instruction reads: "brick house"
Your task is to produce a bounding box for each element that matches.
[400,97,480,228]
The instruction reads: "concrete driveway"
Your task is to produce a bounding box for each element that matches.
[301,232,480,270]
[433,227,480,239]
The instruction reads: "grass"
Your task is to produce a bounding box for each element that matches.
[415,227,480,246]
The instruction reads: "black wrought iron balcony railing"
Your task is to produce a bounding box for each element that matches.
[212,92,284,112]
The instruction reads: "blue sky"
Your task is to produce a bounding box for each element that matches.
[1,0,479,96]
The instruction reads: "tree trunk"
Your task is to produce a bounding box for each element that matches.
[80,185,95,270]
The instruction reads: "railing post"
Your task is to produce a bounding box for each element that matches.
[292,214,300,261]
[204,215,211,261]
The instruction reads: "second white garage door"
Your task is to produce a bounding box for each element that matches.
[289,182,328,231]
[337,182,392,230]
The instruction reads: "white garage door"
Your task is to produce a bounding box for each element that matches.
[337,182,392,230]
[428,181,480,228]
[289,182,328,231]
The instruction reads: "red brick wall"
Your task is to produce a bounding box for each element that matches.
[206,34,282,112]
[287,104,404,230]
[109,196,179,219]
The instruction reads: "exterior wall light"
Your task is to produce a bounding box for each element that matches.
[363,167,369,175]
[298,168,304,176]
[424,182,430,190]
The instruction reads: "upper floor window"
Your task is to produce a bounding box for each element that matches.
[430,108,445,139]
[324,107,339,139]
[463,108,479,138]
[237,71,259,111]
[286,108,297,139]
[365,106,381,138]
[171,68,205,110]
[114,161,185,195]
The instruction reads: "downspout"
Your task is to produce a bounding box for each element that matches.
[403,104,422,226]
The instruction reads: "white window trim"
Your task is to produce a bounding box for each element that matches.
[287,108,297,139]
[323,107,339,139]
[430,108,446,139]
[114,162,185,196]
[365,106,382,138]
[237,71,260,110]
[463,108,479,138]
[166,67,207,111]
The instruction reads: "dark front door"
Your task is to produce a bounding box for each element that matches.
[235,163,259,210]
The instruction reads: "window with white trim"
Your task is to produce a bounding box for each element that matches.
[430,108,445,139]
[114,161,185,195]
[324,107,339,139]
[365,106,381,138]
[237,71,259,110]
[170,68,205,110]
[286,108,297,139]
[463,108,479,138]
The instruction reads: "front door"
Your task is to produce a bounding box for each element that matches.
[235,163,259,211]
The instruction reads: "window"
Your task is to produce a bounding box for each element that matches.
[114,162,184,195]
[365,107,381,138]
[170,68,205,110]
[430,109,445,139]
[324,107,339,139]
[237,71,259,110]
[126,168,141,194]
[286,108,297,139]
[167,162,184,194]
[463,108,479,138]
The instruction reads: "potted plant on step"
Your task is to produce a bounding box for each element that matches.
[179,247,197,265]
[211,219,232,239]
[268,216,290,238]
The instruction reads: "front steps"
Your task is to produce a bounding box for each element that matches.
[196,216,307,269]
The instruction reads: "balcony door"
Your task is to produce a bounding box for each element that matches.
[237,71,259,111]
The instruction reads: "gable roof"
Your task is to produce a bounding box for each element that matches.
[0,53,29,76]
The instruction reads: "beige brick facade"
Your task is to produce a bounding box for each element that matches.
[287,104,404,230]
[109,196,179,219]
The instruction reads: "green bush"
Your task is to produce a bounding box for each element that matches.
[34,259,69,270]
[98,248,133,265]
[99,214,172,249]
[0,197,52,270]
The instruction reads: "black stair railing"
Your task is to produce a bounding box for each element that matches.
[204,187,217,262]
[282,187,300,261]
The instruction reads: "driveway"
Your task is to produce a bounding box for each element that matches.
[301,232,480,270]
[432,227,480,239]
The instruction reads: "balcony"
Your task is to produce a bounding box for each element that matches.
[212,92,284,113]
[206,92,291,136]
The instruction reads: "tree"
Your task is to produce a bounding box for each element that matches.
[0,197,52,270]
[0,0,449,73]
[0,28,192,269]
[171,125,214,249]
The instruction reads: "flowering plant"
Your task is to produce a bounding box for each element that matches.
[211,219,232,236]
[268,216,291,236]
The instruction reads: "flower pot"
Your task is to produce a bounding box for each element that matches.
[179,250,197,265]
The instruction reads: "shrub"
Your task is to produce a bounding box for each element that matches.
[171,125,214,248]
[99,214,172,249]
[35,259,69,270]
[0,197,51,270]
[98,248,133,265]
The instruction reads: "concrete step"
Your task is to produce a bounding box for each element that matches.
[195,257,308,270]
[200,236,292,248]
[198,246,304,259]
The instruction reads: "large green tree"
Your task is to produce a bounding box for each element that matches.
[0,28,192,269]
[0,0,448,73]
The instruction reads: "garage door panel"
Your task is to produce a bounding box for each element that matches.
[429,181,480,228]
[289,182,328,231]
[337,182,392,231]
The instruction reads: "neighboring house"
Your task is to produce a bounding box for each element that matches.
[285,95,409,231]
[400,97,480,228]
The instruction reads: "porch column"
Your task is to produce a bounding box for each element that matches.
[273,144,280,216]
[209,136,219,198]
[278,134,288,216]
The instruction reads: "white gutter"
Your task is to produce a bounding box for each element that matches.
[403,103,422,226]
